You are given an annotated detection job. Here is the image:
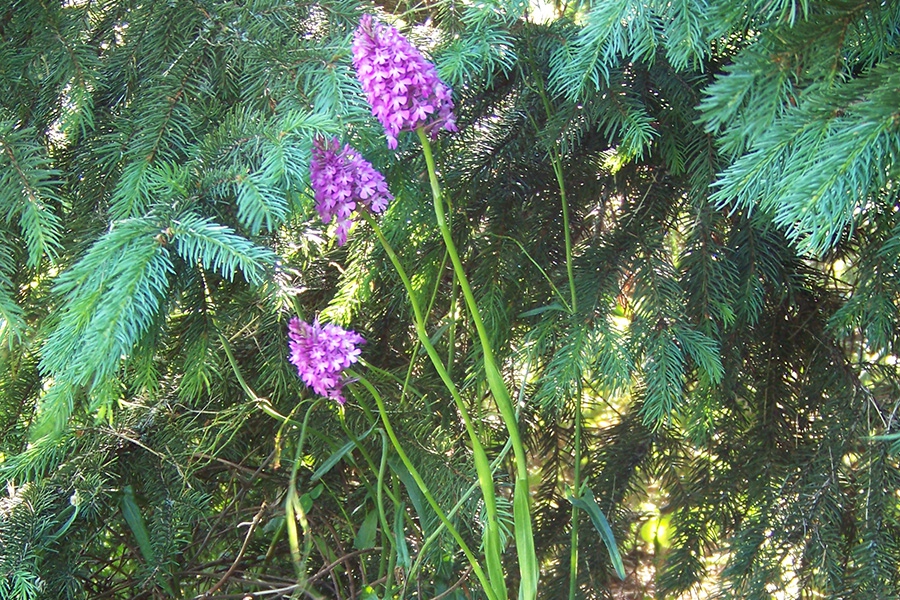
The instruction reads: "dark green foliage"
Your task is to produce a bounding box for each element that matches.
[1,0,898,598]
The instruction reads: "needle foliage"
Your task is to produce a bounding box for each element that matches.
[1,0,898,598]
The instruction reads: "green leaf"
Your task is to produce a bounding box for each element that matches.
[310,425,375,483]
[299,483,324,513]
[359,586,381,600]
[394,502,410,569]
[354,509,379,550]
[569,488,626,580]
[310,440,355,483]
[518,302,567,318]
[120,485,155,565]
[388,457,431,535]
[47,503,79,543]
[514,476,538,600]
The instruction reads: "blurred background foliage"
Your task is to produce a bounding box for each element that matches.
[1,0,899,598]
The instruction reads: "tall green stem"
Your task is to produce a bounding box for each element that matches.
[286,399,323,580]
[569,391,583,599]
[528,69,582,599]
[529,67,577,316]
[551,155,578,315]
[417,128,537,600]
[359,212,506,600]
[377,429,396,598]
[353,374,498,600]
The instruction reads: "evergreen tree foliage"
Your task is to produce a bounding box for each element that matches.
[1,0,898,598]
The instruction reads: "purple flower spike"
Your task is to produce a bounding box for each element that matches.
[352,15,457,149]
[309,137,393,245]
[288,317,365,404]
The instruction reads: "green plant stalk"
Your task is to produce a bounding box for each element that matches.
[447,265,459,378]
[527,68,577,316]
[378,429,396,598]
[287,399,323,579]
[221,333,319,581]
[548,144,585,600]
[529,73,581,599]
[407,361,529,596]
[222,336,400,590]
[489,232,570,311]
[336,416,396,580]
[400,248,449,407]
[361,211,506,599]
[551,154,578,315]
[346,386,427,533]
[408,433,514,590]
[418,128,538,600]
[548,138,582,600]
[569,392,583,600]
[224,331,403,576]
[220,332,306,430]
[353,374,499,600]
[220,333,261,402]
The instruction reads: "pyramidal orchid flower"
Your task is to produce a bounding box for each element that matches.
[352,14,457,149]
[309,136,393,245]
[288,317,365,404]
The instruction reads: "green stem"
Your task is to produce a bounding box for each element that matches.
[220,332,303,428]
[552,154,578,314]
[447,266,459,377]
[406,361,529,597]
[488,232,569,312]
[408,433,514,591]
[417,128,537,600]
[286,399,323,579]
[528,69,581,599]
[529,69,577,315]
[569,392,583,600]
[345,385,421,531]
[336,418,398,564]
[360,211,506,599]
[377,429,396,598]
[220,333,260,401]
[353,374,498,600]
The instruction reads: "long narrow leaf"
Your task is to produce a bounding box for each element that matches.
[120,485,155,565]
[310,424,375,482]
[569,488,626,580]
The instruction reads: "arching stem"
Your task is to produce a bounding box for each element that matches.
[418,128,537,600]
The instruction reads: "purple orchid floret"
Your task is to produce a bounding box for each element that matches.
[352,14,457,149]
[288,317,365,404]
[309,137,393,245]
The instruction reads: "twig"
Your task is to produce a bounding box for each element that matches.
[194,448,276,558]
[90,426,168,460]
[195,549,383,600]
[307,547,382,585]
[200,502,268,597]
[191,452,275,477]
[432,565,474,600]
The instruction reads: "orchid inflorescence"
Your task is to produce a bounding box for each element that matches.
[309,136,393,246]
[287,317,364,404]
[352,14,457,149]
[296,15,456,402]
